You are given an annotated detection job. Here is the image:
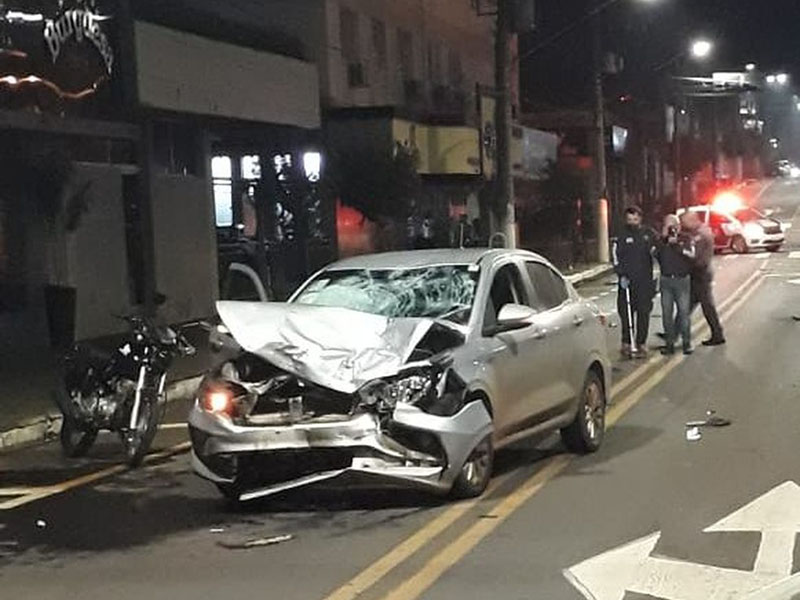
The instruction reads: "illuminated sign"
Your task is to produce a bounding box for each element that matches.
[43,0,114,74]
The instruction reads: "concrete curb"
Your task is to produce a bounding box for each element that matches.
[566,263,614,286]
[0,375,203,453]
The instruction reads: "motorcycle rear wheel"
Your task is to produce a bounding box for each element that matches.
[60,417,98,458]
[123,391,161,467]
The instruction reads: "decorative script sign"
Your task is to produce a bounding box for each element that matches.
[43,0,114,75]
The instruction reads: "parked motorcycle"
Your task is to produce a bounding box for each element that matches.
[55,312,196,467]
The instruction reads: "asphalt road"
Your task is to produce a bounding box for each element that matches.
[2,178,800,600]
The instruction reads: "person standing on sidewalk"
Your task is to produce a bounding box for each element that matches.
[612,206,657,358]
[657,215,696,356]
[681,211,726,346]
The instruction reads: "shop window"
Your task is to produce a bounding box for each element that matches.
[273,154,292,182]
[212,155,233,227]
[241,155,261,181]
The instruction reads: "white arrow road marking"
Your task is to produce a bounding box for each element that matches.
[787,278,800,285]
[705,481,800,577]
[566,482,800,600]
[565,532,776,600]
[789,251,800,259]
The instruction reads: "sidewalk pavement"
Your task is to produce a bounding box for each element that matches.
[0,262,614,452]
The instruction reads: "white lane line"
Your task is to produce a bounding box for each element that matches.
[789,251,800,259]
[724,255,737,261]
[158,423,188,430]
[588,296,600,301]
[755,252,770,259]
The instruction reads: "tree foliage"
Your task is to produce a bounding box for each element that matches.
[326,144,420,222]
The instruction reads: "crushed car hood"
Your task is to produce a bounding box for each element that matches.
[216,302,464,394]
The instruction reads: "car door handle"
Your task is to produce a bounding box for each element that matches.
[573,315,585,327]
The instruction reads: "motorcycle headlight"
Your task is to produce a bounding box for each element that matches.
[360,372,435,412]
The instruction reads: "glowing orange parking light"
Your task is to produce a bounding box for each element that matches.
[204,390,233,414]
[712,191,744,213]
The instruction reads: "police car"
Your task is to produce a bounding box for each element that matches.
[677,200,785,254]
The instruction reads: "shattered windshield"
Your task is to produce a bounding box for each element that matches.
[293,265,479,324]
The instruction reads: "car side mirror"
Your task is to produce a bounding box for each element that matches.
[487,303,536,336]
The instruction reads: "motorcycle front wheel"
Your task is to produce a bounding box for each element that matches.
[122,390,161,467]
[60,417,98,458]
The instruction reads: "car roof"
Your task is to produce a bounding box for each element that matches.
[324,248,547,271]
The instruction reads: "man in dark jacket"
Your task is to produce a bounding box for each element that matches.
[657,215,696,355]
[612,206,657,358]
[681,212,725,345]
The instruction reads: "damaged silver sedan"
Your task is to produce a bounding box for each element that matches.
[189,249,611,503]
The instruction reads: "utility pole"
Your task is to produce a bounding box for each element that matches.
[494,0,517,248]
[673,105,683,209]
[592,17,610,263]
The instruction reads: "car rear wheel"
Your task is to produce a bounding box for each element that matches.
[731,235,749,254]
[451,436,493,499]
[561,371,606,454]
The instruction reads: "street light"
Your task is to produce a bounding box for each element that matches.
[690,39,714,60]
[745,63,756,72]
[777,73,790,85]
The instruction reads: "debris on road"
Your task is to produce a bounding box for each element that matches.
[686,410,732,429]
[686,427,702,442]
[218,534,294,549]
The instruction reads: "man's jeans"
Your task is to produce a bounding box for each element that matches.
[660,275,692,350]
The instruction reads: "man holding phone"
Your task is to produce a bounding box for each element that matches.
[657,215,696,355]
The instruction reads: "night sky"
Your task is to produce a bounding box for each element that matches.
[520,0,800,109]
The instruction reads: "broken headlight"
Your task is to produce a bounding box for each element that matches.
[359,371,435,413]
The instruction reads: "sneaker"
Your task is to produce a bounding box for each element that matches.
[661,346,676,356]
[702,338,726,347]
[633,347,649,359]
[683,346,694,355]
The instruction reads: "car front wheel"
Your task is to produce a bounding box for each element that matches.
[731,235,749,254]
[561,371,606,454]
[451,436,493,499]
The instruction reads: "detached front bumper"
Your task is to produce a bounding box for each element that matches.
[188,400,492,501]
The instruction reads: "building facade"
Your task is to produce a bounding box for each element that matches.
[0,0,323,360]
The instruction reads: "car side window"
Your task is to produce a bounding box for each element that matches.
[526,262,569,311]
[483,264,528,330]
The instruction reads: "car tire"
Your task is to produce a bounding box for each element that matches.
[561,371,606,454]
[767,244,782,253]
[451,436,493,499]
[731,235,749,254]
[216,483,244,508]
